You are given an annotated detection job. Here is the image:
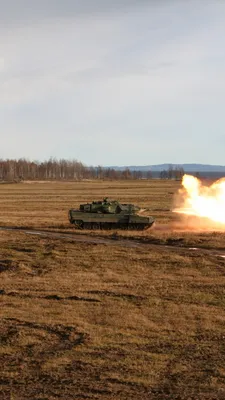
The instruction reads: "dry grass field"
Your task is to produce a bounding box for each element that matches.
[0,179,177,228]
[1,180,225,399]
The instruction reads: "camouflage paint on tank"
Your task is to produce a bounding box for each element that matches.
[68,198,154,230]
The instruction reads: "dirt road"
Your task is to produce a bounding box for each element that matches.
[1,226,225,258]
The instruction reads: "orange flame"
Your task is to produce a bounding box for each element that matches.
[174,174,225,225]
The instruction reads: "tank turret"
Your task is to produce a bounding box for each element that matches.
[79,198,140,215]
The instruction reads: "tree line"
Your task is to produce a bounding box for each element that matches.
[0,158,153,181]
[159,165,185,180]
[0,158,186,181]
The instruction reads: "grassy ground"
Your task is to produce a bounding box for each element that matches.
[1,180,225,399]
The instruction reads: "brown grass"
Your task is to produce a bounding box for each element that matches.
[0,180,225,399]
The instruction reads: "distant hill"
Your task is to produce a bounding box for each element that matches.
[109,164,225,172]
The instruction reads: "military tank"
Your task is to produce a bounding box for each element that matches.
[68,198,154,230]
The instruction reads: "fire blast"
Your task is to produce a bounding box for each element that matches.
[173,174,225,226]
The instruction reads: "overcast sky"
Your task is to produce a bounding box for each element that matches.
[1,0,225,166]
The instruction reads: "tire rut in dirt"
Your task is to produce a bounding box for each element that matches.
[0,290,101,302]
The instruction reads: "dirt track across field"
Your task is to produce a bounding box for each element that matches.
[1,225,225,259]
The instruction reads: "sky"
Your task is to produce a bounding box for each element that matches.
[1,0,225,166]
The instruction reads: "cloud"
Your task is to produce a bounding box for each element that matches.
[0,0,154,22]
[0,0,225,164]
[0,57,4,71]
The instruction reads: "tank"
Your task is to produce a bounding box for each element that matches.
[68,198,154,230]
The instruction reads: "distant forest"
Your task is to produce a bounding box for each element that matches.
[0,158,185,181]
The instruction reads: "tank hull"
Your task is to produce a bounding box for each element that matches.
[68,209,154,230]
